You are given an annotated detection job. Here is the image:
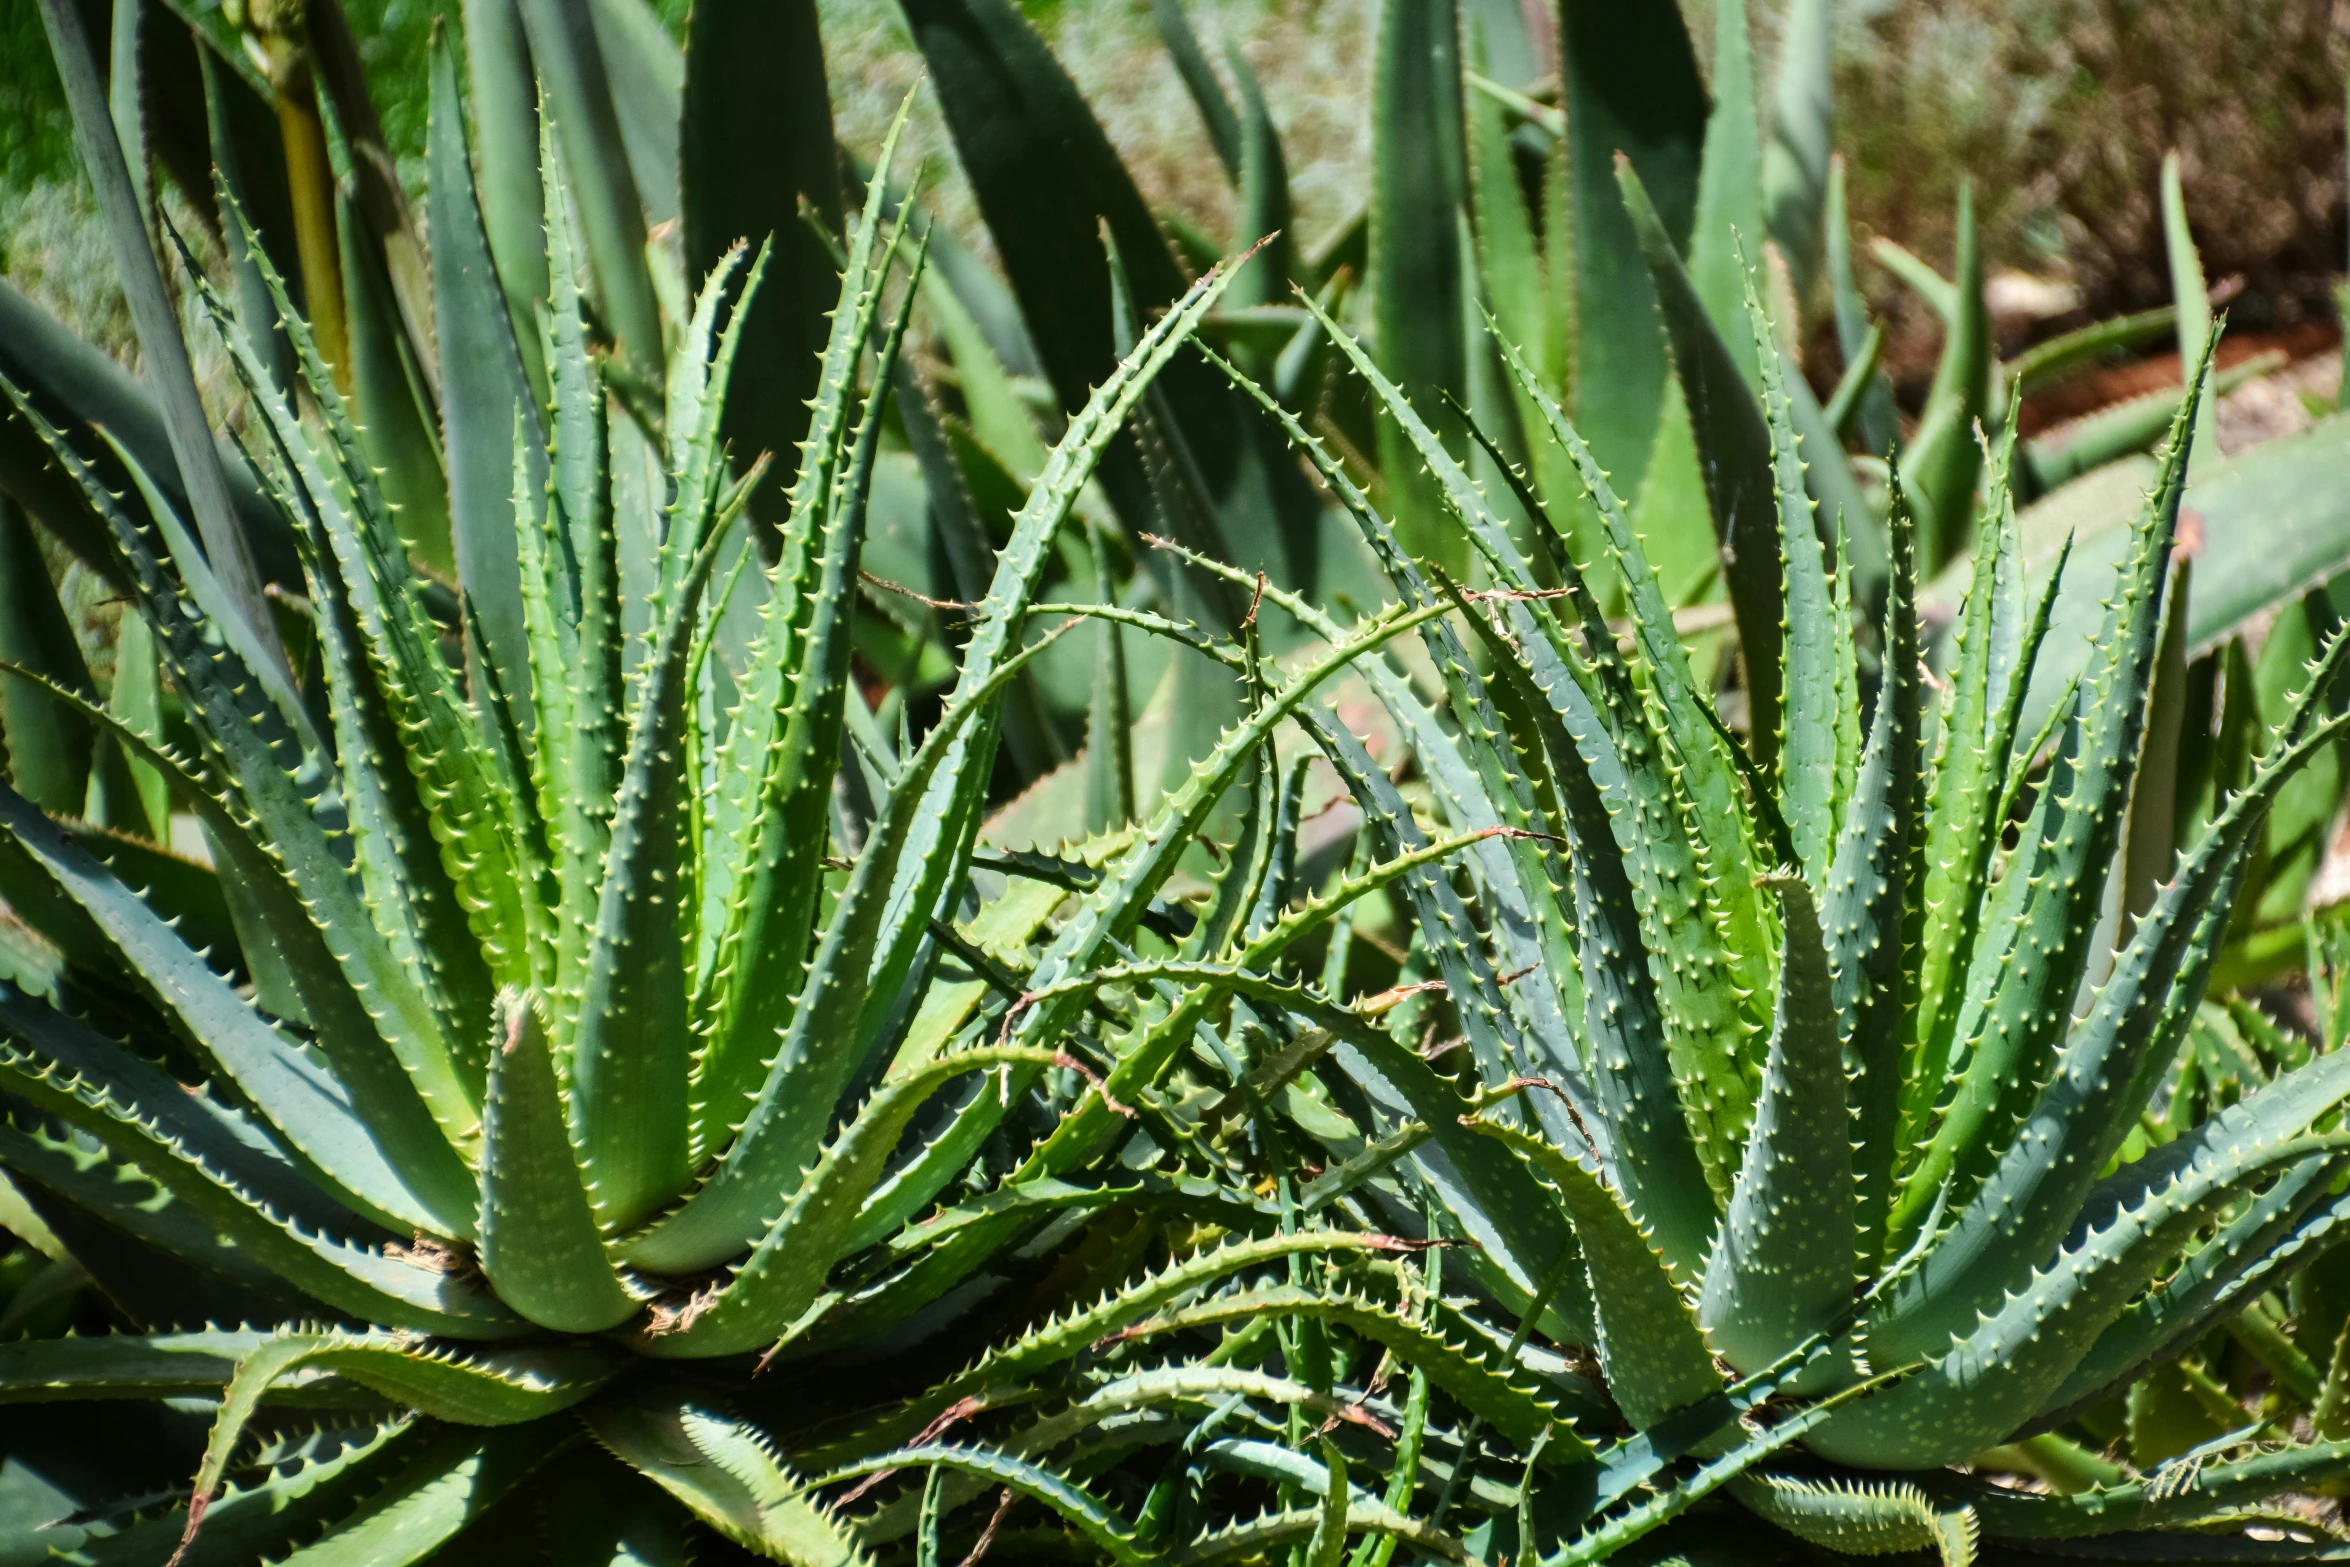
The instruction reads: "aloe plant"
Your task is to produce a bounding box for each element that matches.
[1133,264,2350,1560]
[0,2,1579,1555]
[19,0,2350,1561]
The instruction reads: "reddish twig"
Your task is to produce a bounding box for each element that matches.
[860,569,977,615]
[1052,1051,1136,1118]
[961,1487,1015,1567]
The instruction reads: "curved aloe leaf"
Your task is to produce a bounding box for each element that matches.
[479,990,634,1332]
[1468,1117,1717,1430]
[569,509,729,1231]
[586,1393,873,1566]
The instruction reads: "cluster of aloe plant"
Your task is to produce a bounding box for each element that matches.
[874,0,2350,997]
[12,0,2350,1562]
[0,0,1540,1559]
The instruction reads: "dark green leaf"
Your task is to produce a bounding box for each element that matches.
[1556,0,1707,497]
[427,30,542,729]
[682,0,839,550]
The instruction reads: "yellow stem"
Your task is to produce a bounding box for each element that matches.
[265,37,349,395]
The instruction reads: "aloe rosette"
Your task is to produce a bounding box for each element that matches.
[1166,244,2350,1560]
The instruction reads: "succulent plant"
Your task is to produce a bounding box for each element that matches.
[1152,259,2350,1561]
[0,4,1550,1556]
[17,0,2350,1562]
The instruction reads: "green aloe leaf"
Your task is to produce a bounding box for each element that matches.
[479,991,634,1332]
[1761,276,1841,876]
[1471,1117,1719,1430]
[1883,693,2350,1371]
[1243,318,1587,1108]
[516,0,661,378]
[950,1245,1583,1456]
[0,1113,301,1303]
[1490,313,1777,1117]
[636,1045,1066,1359]
[1226,47,1297,310]
[0,279,297,594]
[1558,1367,1913,1564]
[1830,496,1922,1267]
[1892,346,2216,1250]
[58,1424,414,1566]
[691,129,916,1161]
[2022,353,2276,495]
[588,0,684,225]
[2052,1152,2350,1418]
[459,0,548,398]
[903,0,1322,589]
[1167,1500,1472,1567]
[1617,160,1787,763]
[1335,1020,1594,1338]
[2006,305,2177,398]
[1685,0,1766,371]
[1555,0,1707,498]
[1462,333,1770,1194]
[1489,582,1717,1277]
[180,1325,610,1549]
[0,783,464,1237]
[0,635,486,1217]
[197,217,516,1098]
[1727,1473,1975,1562]
[244,1423,571,1566]
[1155,0,1241,179]
[1975,410,2350,759]
[56,821,236,964]
[306,0,440,400]
[0,496,95,814]
[901,0,1190,451]
[91,607,167,838]
[1762,0,1833,301]
[583,1392,885,1565]
[629,624,1062,1272]
[336,189,452,577]
[1913,443,2029,1100]
[1823,1135,2350,1468]
[653,251,1269,1268]
[569,515,730,1232]
[1369,0,1470,572]
[2161,150,2220,466]
[1902,184,1991,571]
[825,1445,1144,1565]
[30,0,281,663]
[427,30,543,728]
[1697,872,1855,1375]
[196,40,299,397]
[0,987,524,1337]
[539,136,623,1021]
[0,1328,280,1401]
[1944,1435,2350,1539]
[681,0,839,545]
[691,95,910,1026]
[1825,157,1898,461]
